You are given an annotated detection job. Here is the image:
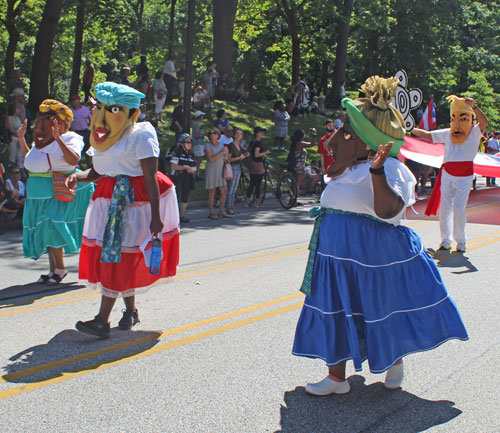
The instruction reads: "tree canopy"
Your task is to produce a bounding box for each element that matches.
[1,0,500,128]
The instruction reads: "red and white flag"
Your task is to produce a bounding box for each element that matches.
[418,96,437,130]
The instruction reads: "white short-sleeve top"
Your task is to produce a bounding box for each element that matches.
[24,131,84,172]
[320,158,416,226]
[430,124,482,163]
[92,122,159,177]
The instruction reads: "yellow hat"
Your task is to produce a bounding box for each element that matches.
[39,99,74,125]
[447,95,473,115]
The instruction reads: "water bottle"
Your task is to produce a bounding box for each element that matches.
[149,236,162,274]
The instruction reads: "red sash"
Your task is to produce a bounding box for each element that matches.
[424,161,474,216]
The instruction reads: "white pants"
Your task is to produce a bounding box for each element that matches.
[178,81,185,99]
[154,95,166,114]
[439,171,473,244]
[9,137,24,168]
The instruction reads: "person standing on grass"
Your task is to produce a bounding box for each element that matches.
[246,126,270,208]
[274,101,290,151]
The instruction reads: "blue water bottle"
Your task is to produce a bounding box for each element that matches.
[149,236,162,274]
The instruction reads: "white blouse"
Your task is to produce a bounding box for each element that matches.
[24,132,84,172]
[320,158,416,226]
[92,122,159,177]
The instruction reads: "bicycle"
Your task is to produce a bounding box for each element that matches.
[260,159,298,209]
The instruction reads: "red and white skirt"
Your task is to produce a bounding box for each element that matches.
[79,172,180,298]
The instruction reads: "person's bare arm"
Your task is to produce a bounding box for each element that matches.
[140,157,163,235]
[411,128,432,141]
[205,147,225,162]
[371,142,404,220]
[465,98,487,133]
[17,120,30,156]
[52,119,79,166]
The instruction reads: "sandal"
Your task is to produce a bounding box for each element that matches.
[231,209,240,214]
[46,272,68,286]
[226,209,236,215]
[208,214,219,220]
[218,213,232,218]
[37,274,52,284]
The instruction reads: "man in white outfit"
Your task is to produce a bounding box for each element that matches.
[412,96,487,252]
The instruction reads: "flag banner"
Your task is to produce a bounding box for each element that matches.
[400,135,500,177]
[418,97,437,130]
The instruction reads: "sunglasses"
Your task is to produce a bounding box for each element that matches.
[12,171,21,174]
[182,140,192,143]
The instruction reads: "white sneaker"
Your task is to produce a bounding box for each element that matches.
[305,376,350,396]
[456,242,466,252]
[384,362,404,389]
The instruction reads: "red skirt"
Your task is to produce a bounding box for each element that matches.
[79,172,180,297]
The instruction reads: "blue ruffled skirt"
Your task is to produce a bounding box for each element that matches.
[292,212,468,373]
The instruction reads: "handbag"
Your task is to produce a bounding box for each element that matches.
[223,161,234,180]
[249,160,265,175]
[46,154,75,202]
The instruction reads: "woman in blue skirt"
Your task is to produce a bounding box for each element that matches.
[292,76,468,395]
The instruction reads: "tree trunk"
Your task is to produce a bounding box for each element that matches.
[3,0,27,89]
[28,0,65,114]
[167,0,177,58]
[182,0,196,132]
[70,0,86,98]
[213,0,238,86]
[331,0,354,106]
[275,0,299,85]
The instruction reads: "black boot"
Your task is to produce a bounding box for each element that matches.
[118,309,140,330]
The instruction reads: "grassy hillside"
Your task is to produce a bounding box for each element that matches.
[156,100,336,202]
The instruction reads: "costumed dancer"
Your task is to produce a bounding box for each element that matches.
[292,76,468,396]
[70,82,180,338]
[412,96,487,252]
[18,100,94,285]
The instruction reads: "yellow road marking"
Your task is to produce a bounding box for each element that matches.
[0,301,303,400]
[0,293,302,383]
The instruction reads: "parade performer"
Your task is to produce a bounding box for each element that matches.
[70,82,179,338]
[18,99,94,285]
[412,96,487,252]
[292,76,468,396]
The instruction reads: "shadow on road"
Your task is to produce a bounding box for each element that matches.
[0,282,86,306]
[276,375,462,433]
[2,329,161,384]
[427,248,478,274]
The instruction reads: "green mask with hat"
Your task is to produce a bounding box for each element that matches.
[342,76,405,157]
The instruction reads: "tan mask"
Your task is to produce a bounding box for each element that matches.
[450,112,473,144]
[90,102,139,151]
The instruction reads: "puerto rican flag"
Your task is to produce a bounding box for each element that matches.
[400,136,500,177]
[418,96,437,130]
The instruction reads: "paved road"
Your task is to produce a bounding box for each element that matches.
[0,184,499,432]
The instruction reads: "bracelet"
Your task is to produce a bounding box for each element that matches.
[369,166,385,175]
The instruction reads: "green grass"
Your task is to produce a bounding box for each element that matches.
[153,100,334,202]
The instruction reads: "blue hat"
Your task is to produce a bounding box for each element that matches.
[178,133,191,143]
[95,82,145,109]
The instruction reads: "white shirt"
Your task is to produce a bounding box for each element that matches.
[320,158,416,226]
[163,60,176,79]
[218,135,233,147]
[24,131,84,172]
[431,124,482,163]
[92,122,159,177]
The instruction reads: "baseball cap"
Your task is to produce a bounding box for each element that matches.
[494,131,500,136]
[324,119,334,125]
[254,126,266,134]
[11,88,24,97]
[70,94,81,100]
[193,110,205,119]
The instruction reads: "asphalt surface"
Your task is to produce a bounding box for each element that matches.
[0,181,499,432]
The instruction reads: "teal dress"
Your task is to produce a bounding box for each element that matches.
[22,136,94,260]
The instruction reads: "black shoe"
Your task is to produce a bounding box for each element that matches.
[118,309,140,330]
[76,315,110,338]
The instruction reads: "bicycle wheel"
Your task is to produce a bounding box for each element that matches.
[278,173,298,209]
[259,173,268,205]
[237,170,249,203]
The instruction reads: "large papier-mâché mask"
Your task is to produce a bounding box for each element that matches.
[450,111,473,144]
[90,102,139,151]
[33,112,70,149]
[326,117,371,178]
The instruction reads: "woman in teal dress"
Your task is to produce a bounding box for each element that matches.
[18,99,94,285]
